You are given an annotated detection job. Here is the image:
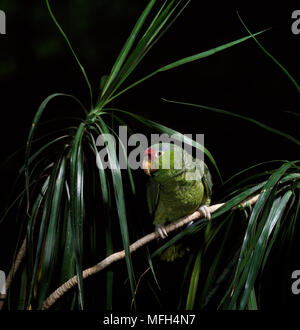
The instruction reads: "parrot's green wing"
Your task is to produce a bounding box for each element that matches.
[202,163,213,198]
[194,159,212,204]
[146,177,160,216]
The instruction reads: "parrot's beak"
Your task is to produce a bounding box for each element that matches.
[143,158,152,176]
[143,148,157,176]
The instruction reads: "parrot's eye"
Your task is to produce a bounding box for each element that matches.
[156,150,164,157]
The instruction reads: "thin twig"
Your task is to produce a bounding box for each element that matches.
[130,267,150,310]
[0,237,27,310]
[42,194,259,310]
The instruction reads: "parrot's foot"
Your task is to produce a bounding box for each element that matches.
[198,205,211,221]
[155,224,168,239]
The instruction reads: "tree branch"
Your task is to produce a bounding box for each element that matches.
[0,237,27,310]
[42,194,259,310]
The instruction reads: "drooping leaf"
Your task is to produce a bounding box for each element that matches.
[239,190,293,309]
[37,157,66,309]
[105,107,222,182]
[99,0,157,102]
[186,251,202,309]
[94,117,137,309]
[45,0,93,108]
[25,93,87,212]
[27,157,63,308]
[237,12,300,93]
[107,29,268,104]
[69,122,85,310]
[162,99,300,147]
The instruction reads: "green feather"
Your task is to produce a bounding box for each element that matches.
[146,143,212,261]
[146,177,160,216]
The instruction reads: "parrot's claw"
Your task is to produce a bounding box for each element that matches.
[198,205,211,221]
[156,224,168,239]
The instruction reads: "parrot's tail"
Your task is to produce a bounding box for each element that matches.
[159,243,190,262]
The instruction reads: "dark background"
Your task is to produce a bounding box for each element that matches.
[0,0,299,312]
[0,1,299,181]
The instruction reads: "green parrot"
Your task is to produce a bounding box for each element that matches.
[143,142,212,262]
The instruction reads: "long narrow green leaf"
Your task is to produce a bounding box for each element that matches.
[69,122,85,310]
[106,124,136,195]
[104,107,222,182]
[101,1,189,105]
[260,190,296,273]
[163,99,300,147]
[228,173,296,309]
[104,203,114,311]
[221,160,287,187]
[178,254,194,309]
[106,113,137,194]
[247,289,258,310]
[219,160,289,201]
[283,110,300,117]
[100,0,157,100]
[87,129,114,309]
[87,129,110,206]
[151,220,207,259]
[237,12,300,93]
[94,118,136,309]
[280,173,300,184]
[140,0,190,52]
[239,190,293,309]
[279,190,300,255]
[145,248,160,291]
[199,214,234,307]
[232,195,280,308]
[214,181,266,217]
[37,157,66,309]
[56,183,77,310]
[25,93,87,211]
[23,135,68,174]
[152,180,265,265]
[27,158,62,308]
[223,190,276,309]
[223,170,299,205]
[106,29,268,104]
[60,185,75,284]
[186,251,202,309]
[230,164,292,287]
[211,250,240,309]
[0,175,45,226]
[26,178,49,281]
[219,163,295,309]
[237,162,294,266]
[45,0,93,108]
[17,267,28,310]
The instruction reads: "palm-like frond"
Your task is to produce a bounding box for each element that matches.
[1,1,281,311]
[151,161,299,310]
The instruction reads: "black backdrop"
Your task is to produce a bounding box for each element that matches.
[0,0,299,312]
[0,1,299,179]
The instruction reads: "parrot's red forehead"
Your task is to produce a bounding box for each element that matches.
[144,148,156,160]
